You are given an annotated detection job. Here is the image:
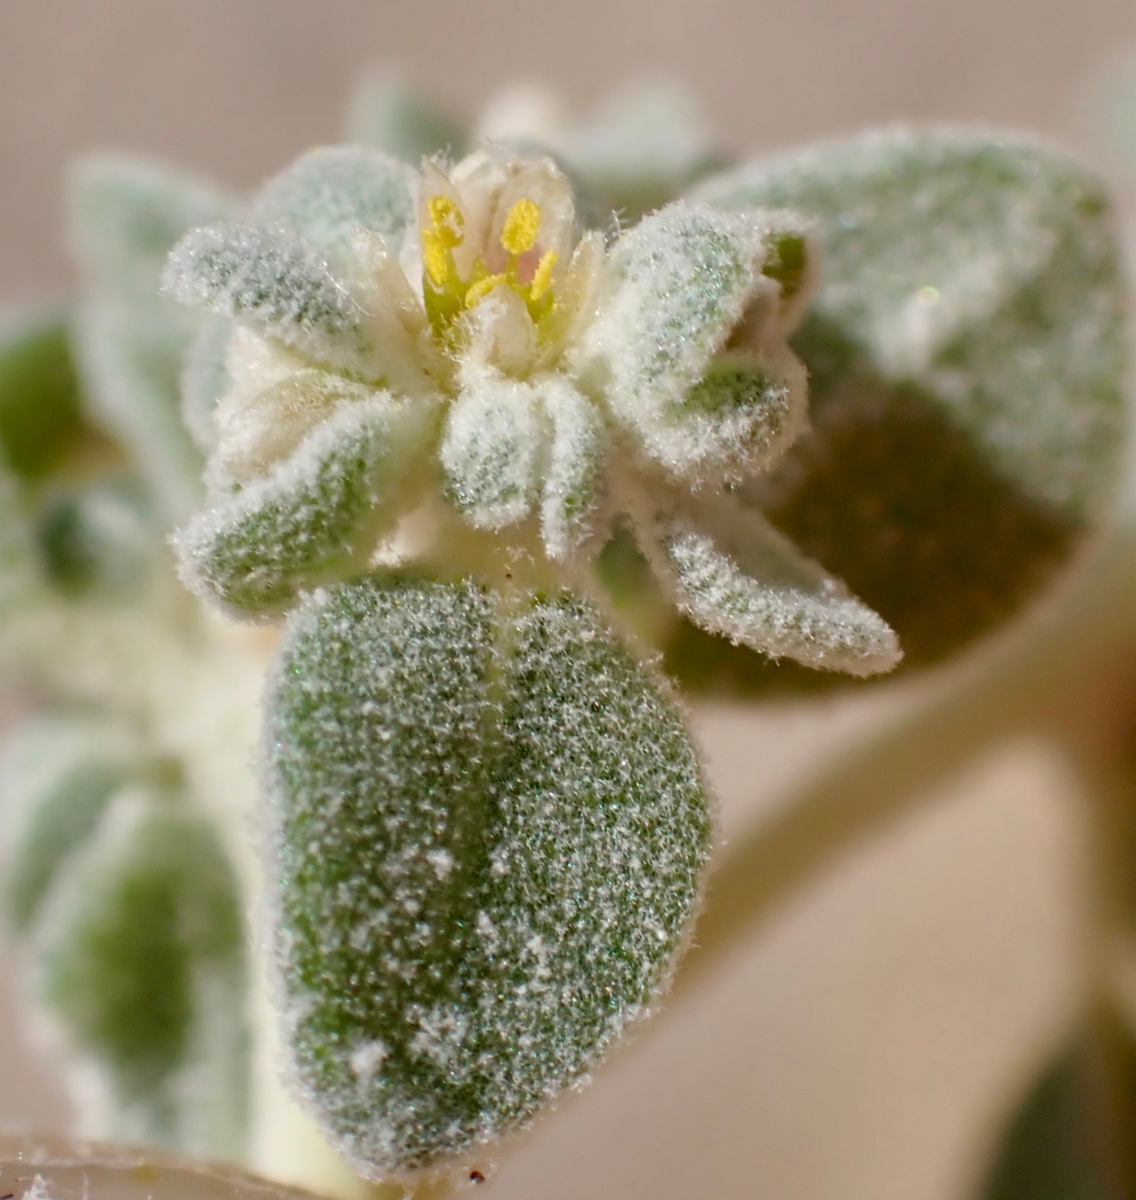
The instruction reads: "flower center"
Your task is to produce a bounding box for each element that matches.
[421,194,560,342]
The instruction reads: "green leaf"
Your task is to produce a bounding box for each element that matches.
[0,311,87,478]
[69,156,232,307]
[345,72,467,164]
[637,492,900,676]
[683,128,1129,687]
[255,145,417,266]
[34,787,248,1160]
[73,304,203,524]
[0,713,138,932]
[265,576,710,1176]
[576,201,809,483]
[173,394,431,618]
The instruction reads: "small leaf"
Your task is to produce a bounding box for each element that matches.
[161,222,369,373]
[265,576,710,1176]
[69,156,232,307]
[575,201,810,482]
[686,129,1130,682]
[345,71,468,163]
[540,375,604,561]
[73,304,203,523]
[441,372,543,530]
[0,713,138,932]
[173,394,432,618]
[255,145,418,265]
[0,311,88,478]
[33,786,248,1160]
[181,314,232,452]
[637,492,900,675]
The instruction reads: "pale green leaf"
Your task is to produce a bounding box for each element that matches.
[265,576,710,1176]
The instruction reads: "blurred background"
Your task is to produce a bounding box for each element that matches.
[4,2,1136,1198]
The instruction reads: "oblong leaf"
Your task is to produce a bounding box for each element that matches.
[265,576,710,1176]
[32,787,248,1159]
[173,394,432,618]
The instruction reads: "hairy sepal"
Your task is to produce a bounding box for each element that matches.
[574,202,813,483]
[540,375,605,561]
[173,394,433,619]
[181,315,233,453]
[637,492,901,676]
[265,576,710,1177]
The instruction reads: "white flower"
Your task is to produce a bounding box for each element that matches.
[163,143,901,676]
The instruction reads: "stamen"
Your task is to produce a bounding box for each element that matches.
[501,199,541,256]
[465,274,508,308]
[530,250,559,302]
[422,230,453,289]
[428,195,464,247]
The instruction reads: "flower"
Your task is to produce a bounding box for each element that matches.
[162,143,901,676]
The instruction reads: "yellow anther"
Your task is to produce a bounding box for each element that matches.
[530,250,558,302]
[464,273,508,308]
[421,230,452,289]
[501,198,541,256]
[427,194,464,247]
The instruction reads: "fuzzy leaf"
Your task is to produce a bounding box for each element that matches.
[345,73,467,164]
[162,222,370,372]
[255,146,418,266]
[685,128,1130,682]
[265,576,710,1176]
[0,311,87,478]
[637,493,900,675]
[33,787,248,1159]
[0,714,138,932]
[173,394,430,618]
[73,304,203,523]
[181,314,232,452]
[575,201,810,482]
[541,376,604,561]
[70,156,232,307]
[441,373,542,530]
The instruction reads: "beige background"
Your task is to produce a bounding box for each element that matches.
[2,2,1136,1198]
